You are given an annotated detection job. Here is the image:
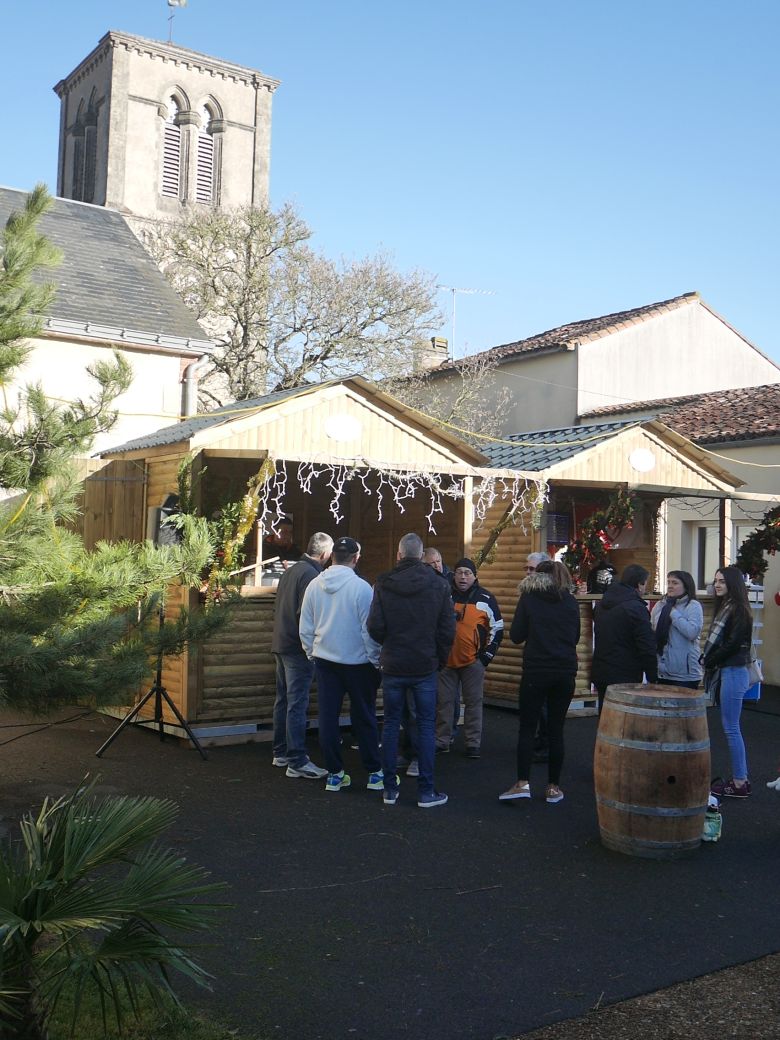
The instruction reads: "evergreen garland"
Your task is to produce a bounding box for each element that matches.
[736,504,780,581]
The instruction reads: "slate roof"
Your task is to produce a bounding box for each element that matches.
[433,292,700,371]
[579,384,780,445]
[101,383,322,455]
[481,420,640,472]
[0,186,212,351]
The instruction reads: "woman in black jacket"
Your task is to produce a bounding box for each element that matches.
[591,563,658,711]
[702,565,753,798]
[500,560,580,804]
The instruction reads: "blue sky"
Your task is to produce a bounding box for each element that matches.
[3,0,779,364]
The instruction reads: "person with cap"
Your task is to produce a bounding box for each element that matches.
[299,536,383,793]
[368,532,455,808]
[271,531,334,779]
[435,557,503,758]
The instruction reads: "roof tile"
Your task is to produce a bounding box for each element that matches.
[580,384,780,444]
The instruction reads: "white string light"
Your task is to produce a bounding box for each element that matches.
[257,456,547,535]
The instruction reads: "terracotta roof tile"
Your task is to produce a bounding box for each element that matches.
[433,292,699,371]
[580,384,780,445]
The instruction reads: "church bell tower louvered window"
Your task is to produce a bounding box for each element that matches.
[161,96,183,199]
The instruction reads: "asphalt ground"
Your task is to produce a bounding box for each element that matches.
[0,692,779,1040]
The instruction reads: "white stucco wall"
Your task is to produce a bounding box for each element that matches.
[577,302,780,416]
[8,336,186,453]
[430,350,580,435]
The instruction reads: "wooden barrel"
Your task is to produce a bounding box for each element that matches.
[594,684,710,859]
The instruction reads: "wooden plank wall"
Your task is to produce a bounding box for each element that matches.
[469,499,535,705]
[146,454,185,520]
[75,459,147,549]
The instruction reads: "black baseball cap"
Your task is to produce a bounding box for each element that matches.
[332,536,360,555]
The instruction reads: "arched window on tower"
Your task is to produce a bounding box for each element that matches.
[72,101,86,202]
[161,96,183,199]
[70,90,99,203]
[196,103,217,205]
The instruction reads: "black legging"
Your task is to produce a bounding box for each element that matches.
[516,671,576,785]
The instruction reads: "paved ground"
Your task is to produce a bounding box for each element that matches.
[0,693,778,1040]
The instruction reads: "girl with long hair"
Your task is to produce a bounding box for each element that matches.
[701,565,753,798]
[500,559,580,804]
[651,570,703,689]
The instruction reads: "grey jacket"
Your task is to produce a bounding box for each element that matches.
[651,596,704,683]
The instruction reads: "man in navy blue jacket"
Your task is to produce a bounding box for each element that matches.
[368,533,455,808]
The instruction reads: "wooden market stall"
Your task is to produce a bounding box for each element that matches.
[473,419,743,712]
[91,377,541,742]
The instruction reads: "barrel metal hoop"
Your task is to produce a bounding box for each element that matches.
[600,827,701,851]
[605,702,704,718]
[597,734,710,753]
[596,794,708,817]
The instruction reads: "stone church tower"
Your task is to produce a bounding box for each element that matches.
[53,30,278,227]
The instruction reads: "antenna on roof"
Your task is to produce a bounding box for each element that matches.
[437,285,495,360]
[167,0,188,44]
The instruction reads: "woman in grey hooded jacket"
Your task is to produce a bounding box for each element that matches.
[650,570,703,688]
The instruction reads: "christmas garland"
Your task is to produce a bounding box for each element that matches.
[561,487,637,579]
[736,504,780,581]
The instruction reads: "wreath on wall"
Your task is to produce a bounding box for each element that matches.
[561,487,637,580]
[735,504,780,581]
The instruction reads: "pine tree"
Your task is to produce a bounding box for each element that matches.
[0,186,223,711]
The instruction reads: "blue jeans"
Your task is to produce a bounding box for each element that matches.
[272,653,315,768]
[720,665,750,779]
[314,659,381,776]
[382,673,438,796]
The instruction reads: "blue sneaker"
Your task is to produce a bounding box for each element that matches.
[383,787,399,806]
[325,771,351,792]
[366,770,384,791]
[418,790,448,808]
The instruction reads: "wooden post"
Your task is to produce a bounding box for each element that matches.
[718,498,732,568]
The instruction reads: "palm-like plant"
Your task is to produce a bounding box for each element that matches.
[0,785,224,1039]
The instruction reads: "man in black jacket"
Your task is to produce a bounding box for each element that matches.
[271,531,333,777]
[592,563,658,711]
[368,532,455,808]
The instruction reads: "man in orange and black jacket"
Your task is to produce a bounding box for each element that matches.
[435,557,503,758]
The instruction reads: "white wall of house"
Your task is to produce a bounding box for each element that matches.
[432,350,580,434]
[577,303,780,416]
[8,336,188,453]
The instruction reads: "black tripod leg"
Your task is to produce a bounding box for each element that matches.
[95,686,158,757]
[156,687,209,760]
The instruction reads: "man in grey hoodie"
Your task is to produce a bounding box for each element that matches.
[299,536,383,793]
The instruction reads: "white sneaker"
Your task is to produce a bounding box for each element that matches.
[272,756,289,767]
[286,761,328,779]
[406,759,419,777]
[766,776,780,790]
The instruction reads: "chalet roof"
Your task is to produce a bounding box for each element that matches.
[434,292,700,371]
[99,376,488,466]
[101,383,318,454]
[0,186,212,354]
[579,383,780,445]
[480,421,641,471]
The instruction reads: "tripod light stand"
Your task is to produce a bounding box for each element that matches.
[96,602,208,760]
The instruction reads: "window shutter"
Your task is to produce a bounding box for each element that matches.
[162,123,181,198]
[196,130,214,204]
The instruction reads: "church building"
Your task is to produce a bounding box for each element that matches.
[53,30,279,228]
